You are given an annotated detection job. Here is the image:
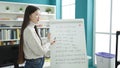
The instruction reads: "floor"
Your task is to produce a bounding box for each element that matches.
[1,62,50,68]
[1,63,120,68]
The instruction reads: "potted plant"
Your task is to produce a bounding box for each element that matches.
[5,6,10,12]
[45,7,52,14]
[19,7,23,12]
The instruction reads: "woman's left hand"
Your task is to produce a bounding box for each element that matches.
[47,33,56,45]
[51,40,55,45]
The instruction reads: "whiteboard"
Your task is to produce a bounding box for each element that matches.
[50,19,88,68]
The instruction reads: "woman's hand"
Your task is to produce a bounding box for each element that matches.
[51,37,56,45]
[47,33,56,45]
[50,40,55,45]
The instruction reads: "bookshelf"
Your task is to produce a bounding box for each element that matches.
[0,1,56,46]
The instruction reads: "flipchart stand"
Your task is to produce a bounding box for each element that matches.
[115,31,120,68]
[50,19,88,68]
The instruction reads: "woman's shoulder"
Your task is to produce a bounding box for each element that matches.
[24,26,33,33]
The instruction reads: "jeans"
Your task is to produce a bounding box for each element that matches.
[25,57,44,68]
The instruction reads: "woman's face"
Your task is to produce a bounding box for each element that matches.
[30,10,40,23]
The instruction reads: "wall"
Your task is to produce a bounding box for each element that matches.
[50,0,56,5]
[87,0,94,68]
[56,0,61,19]
[75,0,94,68]
[0,0,50,5]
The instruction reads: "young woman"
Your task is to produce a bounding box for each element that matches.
[18,5,55,68]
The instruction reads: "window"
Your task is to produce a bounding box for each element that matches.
[95,0,111,54]
[112,0,120,61]
[94,0,120,64]
[62,0,75,19]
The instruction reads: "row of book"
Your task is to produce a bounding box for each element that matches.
[0,24,21,27]
[0,29,20,40]
[0,28,49,40]
[0,41,19,46]
[38,28,49,37]
[0,28,49,46]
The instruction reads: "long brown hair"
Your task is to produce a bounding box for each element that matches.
[18,5,40,64]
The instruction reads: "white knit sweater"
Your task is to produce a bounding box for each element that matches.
[23,22,50,59]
